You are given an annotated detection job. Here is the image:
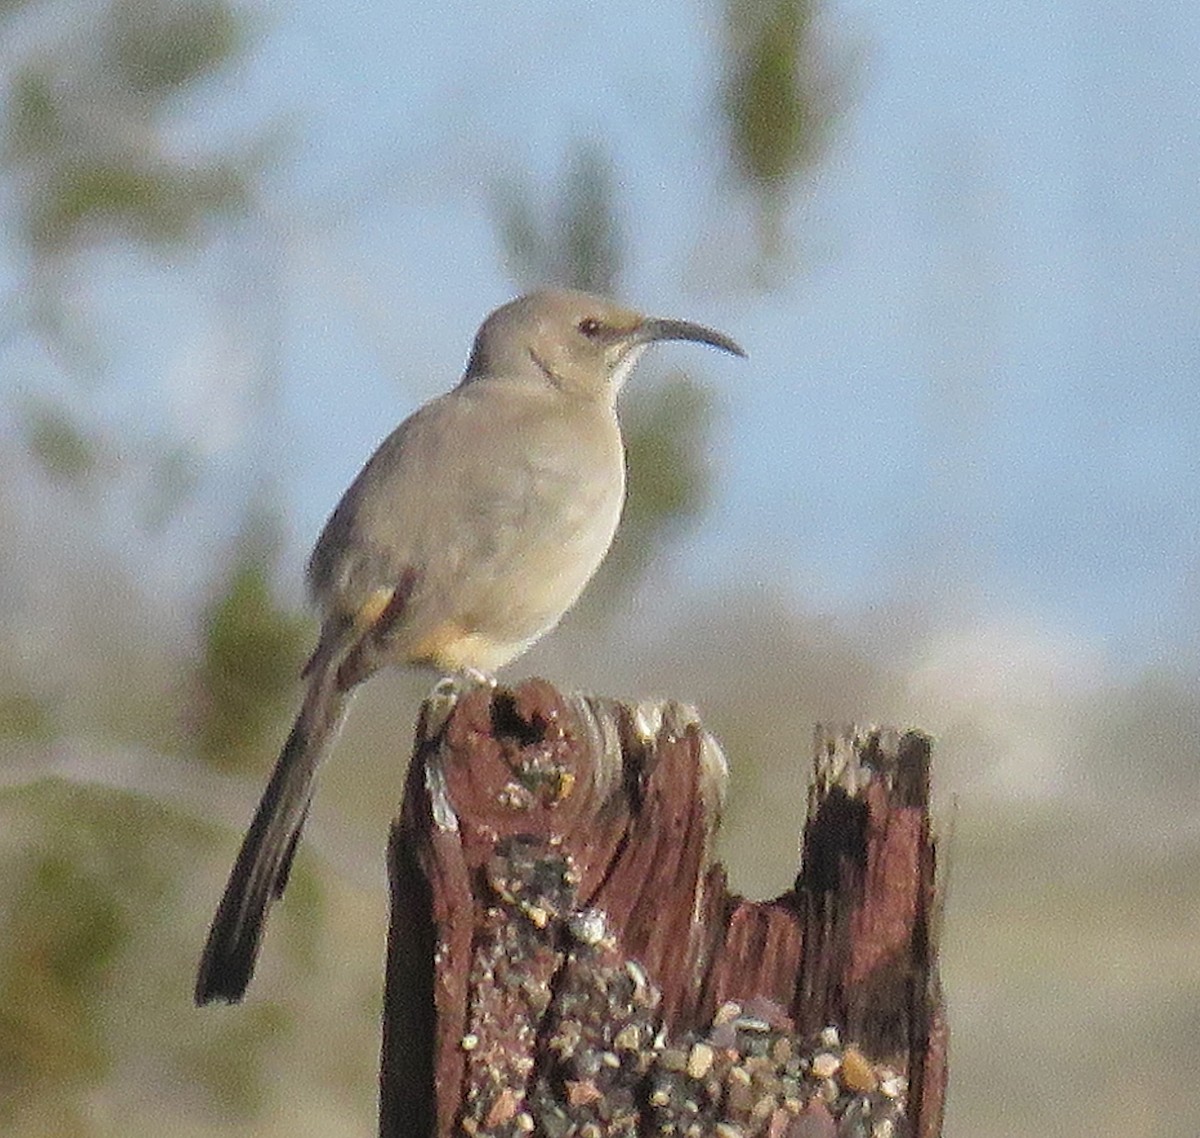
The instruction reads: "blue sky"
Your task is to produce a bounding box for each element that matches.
[20,0,1199,678]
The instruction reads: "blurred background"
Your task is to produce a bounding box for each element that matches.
[1,0,1197,1135]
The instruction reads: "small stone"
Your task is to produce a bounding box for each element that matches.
[613,1024,641,1051]
[625,960,649,989]
[687,1042,716,1080]
[787,1100,836,1138]
[744,1055,775,1083]
[460,1033,479,1051]
[879,1073,907,1100]
[810,1052,841,1080]
[737,1016,772,1034]
[745,1094,774,1128]
[710,1021,738,1050]
[523,903,550,929]
[660,1048,688,1072]
[566,1079,603,1107]
[767,1106,792,1137]
[819,1025,840,1049]
[840,1046,878,1093]
[840,1097,871,1133]
[771,1036,794,1065]
[818,1078,839,1104]
[601,1050,620,1068]
[516,1112,535,1133]
[650,1087,670,1107]
[556,770,576,800]
[568,909,608,945]
[725,1069,755,1115]
[484,1087,518,1128]
[714,1000,743,1025]
[715,1124,746,1138]
[872,1121,895,1138]
[742,996,793,1032]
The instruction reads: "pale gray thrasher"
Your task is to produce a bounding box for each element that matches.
[194,288,745,1004]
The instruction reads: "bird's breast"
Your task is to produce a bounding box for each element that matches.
[309,386,627,671]
[444,413,625,646]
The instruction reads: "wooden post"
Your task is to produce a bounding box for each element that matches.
[379,679,946,1138]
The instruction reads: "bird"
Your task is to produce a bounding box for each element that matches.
[194,288,745,1004]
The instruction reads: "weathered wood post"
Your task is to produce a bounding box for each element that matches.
[379,679,946,1138]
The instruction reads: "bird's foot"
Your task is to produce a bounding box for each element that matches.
[422,669,497,739]
[460,666,498,689]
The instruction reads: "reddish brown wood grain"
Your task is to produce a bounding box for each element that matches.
[378,681,946,1138]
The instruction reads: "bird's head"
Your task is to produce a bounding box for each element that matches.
[465,289,745,400]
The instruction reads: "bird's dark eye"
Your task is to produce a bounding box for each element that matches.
[577,317,604,338]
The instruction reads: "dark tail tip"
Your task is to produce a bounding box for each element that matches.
[194,685,338,1006]
[194,905,260,1005]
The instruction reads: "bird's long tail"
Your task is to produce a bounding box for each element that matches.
[195,665,348,1004]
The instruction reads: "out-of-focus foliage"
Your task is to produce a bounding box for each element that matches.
[4,0,248,254]
[720,0,846,263]
[0,790,144,1127]
[1,0,256,502]
[0,779,323,1133]
[623,378,713,529]
[109,0,241,95]
[0,6,307,1130]
[194,532,311,772]
[17,398,103,488]
[492,140,623,297]
[138,443,201,532]
[0,687,55,741]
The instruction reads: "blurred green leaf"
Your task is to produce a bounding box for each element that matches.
[5,68,65,159]
[493,186,548,290]
[138,443,200,531]
[492,140,623,293]
[721,0,845,260]
[3,0,255,262]
[31,160,246,250]
[0,690,55,741]
[20,400,99,486]
[195,538,309,771]
[0,839,126,1116]
[0,786,193,1125]
[109,0,242,94]
[558,143,622,295]
[623,374,713,528]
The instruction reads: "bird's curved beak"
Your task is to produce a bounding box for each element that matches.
[636,317,746,359]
